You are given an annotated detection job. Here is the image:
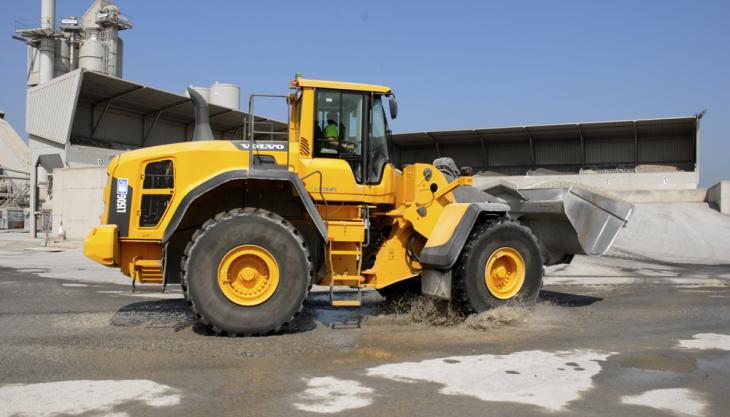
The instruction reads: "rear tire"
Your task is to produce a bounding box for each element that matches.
[182,208,312,335]
[453,219,543,314]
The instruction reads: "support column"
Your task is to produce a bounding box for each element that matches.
[30,162,38,237]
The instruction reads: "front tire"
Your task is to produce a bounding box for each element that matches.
[454,219,543,313]
[182,208,312,335]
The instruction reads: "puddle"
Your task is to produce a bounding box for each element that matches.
[621,354,697,373]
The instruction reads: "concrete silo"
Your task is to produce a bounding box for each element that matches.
[78,35,105,73]
[210,82,241,111]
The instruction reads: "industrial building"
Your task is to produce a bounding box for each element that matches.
[13,0,284,237]
[5,0,726,240]
[25,68,285,238]
[392,115,701,191]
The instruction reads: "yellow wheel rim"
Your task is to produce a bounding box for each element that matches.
[484,247,526,300]
[217,245,280,306]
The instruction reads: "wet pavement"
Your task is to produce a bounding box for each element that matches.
[1,250,730,417]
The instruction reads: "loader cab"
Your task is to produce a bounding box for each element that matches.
[312,90,392,184]
[292,78,399,202]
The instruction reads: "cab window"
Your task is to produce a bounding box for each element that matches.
[314,90,365,181]
[367,96,391,183]
[315,90,364,158]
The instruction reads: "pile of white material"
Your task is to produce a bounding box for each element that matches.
[294,377,375,414]
[0,379,181,417]
[612,203,730,264]
[367,349,612,412]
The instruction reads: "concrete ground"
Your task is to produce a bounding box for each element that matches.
[1,203,729,417]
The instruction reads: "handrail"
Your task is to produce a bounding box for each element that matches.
[248,94,290,171]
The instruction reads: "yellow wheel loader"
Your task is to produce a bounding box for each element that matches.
[84,77,632,335]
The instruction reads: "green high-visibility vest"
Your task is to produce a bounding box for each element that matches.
[324,123,338,139]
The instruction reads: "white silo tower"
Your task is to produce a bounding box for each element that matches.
[79,34,105,72]
[14,0,133,84]
[210,82,241,111]
[77,0,131,77]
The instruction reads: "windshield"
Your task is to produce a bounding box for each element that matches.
[367,96,390,183]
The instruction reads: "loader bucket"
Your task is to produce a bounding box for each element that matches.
[482,185,634,264]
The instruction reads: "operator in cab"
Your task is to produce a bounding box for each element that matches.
[324,113,339,141]
[317,112,354,154]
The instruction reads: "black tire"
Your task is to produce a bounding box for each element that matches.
[181,208,312,336]
[453,219,543,314]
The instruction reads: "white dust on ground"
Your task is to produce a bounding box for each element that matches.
[622,388,706,417]
[0,379,181,417]
[677,333,730,351]
[0,245,128,285]
[293,376,375,414]
[366,349,613,412]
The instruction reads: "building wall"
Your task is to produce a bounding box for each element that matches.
[51,166,107,240]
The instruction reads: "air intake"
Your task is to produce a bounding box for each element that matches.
[187,87,214,141]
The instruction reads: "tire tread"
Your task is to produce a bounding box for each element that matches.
[180,207,312,336]
[452,218,542,314]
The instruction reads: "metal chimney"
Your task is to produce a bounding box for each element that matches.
[39,0,56,84]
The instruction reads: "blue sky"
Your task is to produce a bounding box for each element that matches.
[1,0,728,185]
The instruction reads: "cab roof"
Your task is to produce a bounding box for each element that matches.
[292,78,391,94]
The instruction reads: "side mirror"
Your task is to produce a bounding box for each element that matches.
[388,94,398,119]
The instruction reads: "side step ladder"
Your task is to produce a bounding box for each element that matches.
[327,243,363,308]
[329,275,362,307]
[131,258,164,291]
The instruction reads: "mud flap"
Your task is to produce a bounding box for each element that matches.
[421,269,452,300]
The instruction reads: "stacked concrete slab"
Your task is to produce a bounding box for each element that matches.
[707,181,730,215]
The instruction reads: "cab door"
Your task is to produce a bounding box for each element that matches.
[308,89,367,198]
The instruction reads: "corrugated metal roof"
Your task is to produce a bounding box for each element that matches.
[26,70,83,144]
[392,116,698,174]
[27,69,287,151]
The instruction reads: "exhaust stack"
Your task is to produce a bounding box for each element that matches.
[187,87,214,141]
